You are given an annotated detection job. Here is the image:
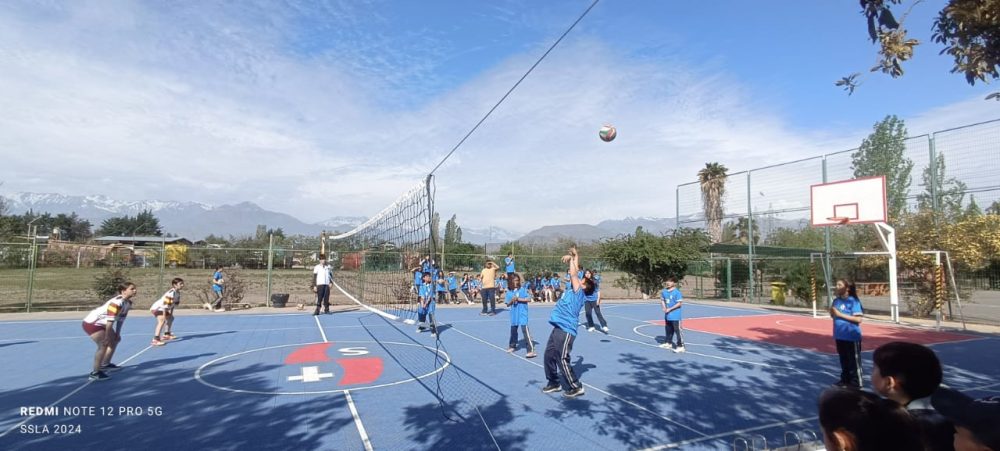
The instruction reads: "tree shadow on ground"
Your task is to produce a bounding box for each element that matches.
[0,359,361,451]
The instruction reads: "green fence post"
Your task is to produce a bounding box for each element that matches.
[266,234,274,307]
[158,237,165,295]
[726,258,732,300]
[746,173,755,303]
[26,236,36,313]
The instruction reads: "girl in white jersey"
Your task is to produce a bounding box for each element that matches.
[82,282,137,381]
[150,278,184,346]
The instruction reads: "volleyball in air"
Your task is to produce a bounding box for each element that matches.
[599,124,617,142]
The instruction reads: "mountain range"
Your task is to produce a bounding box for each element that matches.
[2,192,802,243]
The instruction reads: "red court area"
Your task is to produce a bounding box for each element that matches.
[658,314,977,354]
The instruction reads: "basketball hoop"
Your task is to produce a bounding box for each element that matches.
[826,216,850,225]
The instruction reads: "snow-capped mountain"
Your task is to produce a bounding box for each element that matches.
[4,192,212,217]
[315,216,368,233]
[3,192,325,240]
[460,226,521,245]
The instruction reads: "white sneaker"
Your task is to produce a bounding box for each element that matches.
[674,346,686,353]
[213,308,225,312]
[415,327,423,333]
[587,327,595,332]
[203,303,211,310]
[601,326,609,333]
[658,343,673,349]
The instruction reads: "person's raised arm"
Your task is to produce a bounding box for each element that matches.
[563,247,581,292]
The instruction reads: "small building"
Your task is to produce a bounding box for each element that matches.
[93,236,193,246]
[92,236,194,267]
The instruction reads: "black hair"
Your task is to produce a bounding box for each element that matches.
[582,278,596,296]
[117,282,136,293]
[818,388,923,451]
[873,342,943,400]
[171,277,184,285]
[666,275,678,284]
[848,282,860,299]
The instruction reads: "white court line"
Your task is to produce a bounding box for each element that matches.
[0,319,84,324]
[0,343,155,438]
[447,325,711,438]
[965,381,1000,392]
[314,315,329,343]
[193,341,451,395]
[628,323,768,352]
[0,326,323,343]
[774,319,828,332]
[316,303,374,451]
[611,327,839,377]
[637,415,819,450]
[344,390,374,451]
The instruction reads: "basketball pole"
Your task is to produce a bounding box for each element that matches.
[854,223,899,323]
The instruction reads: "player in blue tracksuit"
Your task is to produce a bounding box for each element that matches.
[447,272,459,304]
[831,279,864,388]
[659,276,685,352]
[416,272,438,336]
[583,269,609,332]
[541,247,593,398]
[504,273,537,358]
[435,269,448,304]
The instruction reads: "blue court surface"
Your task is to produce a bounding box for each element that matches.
[1,302,997,450]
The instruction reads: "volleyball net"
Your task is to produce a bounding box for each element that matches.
[326,176,436,325]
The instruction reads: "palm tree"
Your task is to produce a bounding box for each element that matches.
[698,162,729,243]
[734,216,759,245]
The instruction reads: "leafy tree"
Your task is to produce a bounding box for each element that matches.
[734,216,760,245]
[840,0,1000,100]
[601,227,709,295]
[986,200,1000,215]
[50,213,93,242]
[444,214,460,245]
[430,212,440,253]
[917,153,967,219]
[897,210,1000,316]
[851,115,914,221]
[964,196,983,218]
[698,162,728,244]
[96,210,162,237]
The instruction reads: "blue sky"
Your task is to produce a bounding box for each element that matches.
[0,0,995,233]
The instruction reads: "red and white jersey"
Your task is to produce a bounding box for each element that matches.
[150,289,180,313]
[84,296,132,327]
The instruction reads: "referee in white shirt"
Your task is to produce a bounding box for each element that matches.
[312,254,333,315]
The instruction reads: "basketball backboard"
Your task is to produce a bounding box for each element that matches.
[810,176,887,226]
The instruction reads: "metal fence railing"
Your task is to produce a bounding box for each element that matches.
[676,118,1000,325]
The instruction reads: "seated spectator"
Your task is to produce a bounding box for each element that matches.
[819,387,925,451]
[932,388,1000,451]
[872,341,954,450]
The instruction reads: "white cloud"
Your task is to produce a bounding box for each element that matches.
[0,1,994,236]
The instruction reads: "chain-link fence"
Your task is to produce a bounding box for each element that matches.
[0,243,625,312]
[0,242,327,312]
[676,118,1000,325]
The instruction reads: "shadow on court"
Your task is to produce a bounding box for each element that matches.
[1,361,363,450]
[540,335,835,450]
[0,341,35,348]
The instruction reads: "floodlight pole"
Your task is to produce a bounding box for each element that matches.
[873,222,899,323]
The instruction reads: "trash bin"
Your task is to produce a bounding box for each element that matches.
[270,293,289,308]
[770,282,786,305]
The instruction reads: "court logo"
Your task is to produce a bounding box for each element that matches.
[283,343,383,386]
